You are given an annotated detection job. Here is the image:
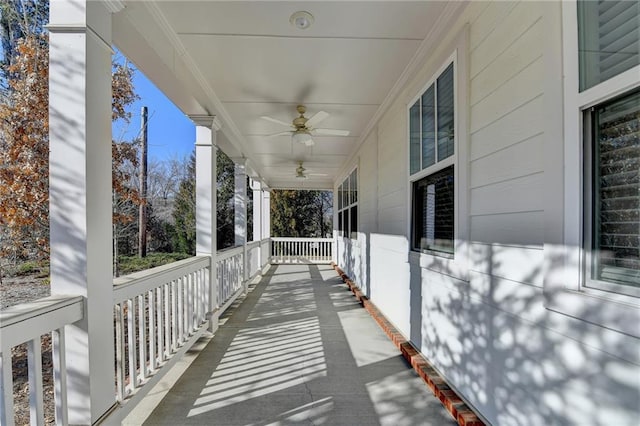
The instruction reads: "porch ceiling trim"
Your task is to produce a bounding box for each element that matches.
[141,1,261,176]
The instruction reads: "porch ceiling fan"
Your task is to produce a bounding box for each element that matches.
[295,161,328,179]
[261,105,350,146]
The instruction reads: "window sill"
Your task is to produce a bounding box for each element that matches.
[409,249,469,282]
[412,248,454,259]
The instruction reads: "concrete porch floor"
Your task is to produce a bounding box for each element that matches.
[130,264,455,426]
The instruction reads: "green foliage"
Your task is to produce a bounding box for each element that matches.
[271,190,332,237]
[171,152,197,255]
[117,252,191,275]
[16,261,40,276]
[217,150,235,250]
[9,260,49,277]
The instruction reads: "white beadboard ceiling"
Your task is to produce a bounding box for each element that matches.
[114,1,451,189]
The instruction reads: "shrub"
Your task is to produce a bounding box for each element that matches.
[117,252,191,275]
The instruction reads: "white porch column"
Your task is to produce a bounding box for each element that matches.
[262,190,271,239]
[234,160,248,289]
[252,181,262,242]
[48,1,119,423]
[252,181,264,268]
[262,190,271,264]
[192,115,221,333]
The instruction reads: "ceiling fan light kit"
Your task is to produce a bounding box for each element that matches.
[290,11,314,30]
[292,129,313,146]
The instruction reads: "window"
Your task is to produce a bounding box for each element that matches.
[560,0,640,304]
[413,166,454,254]
[409,61,455,255]
[409,63,454,174]
[577,1,640,92]
[575,0,640,295]
[584,89,639,295]
[338,169,357,239]
[552,0,639,335]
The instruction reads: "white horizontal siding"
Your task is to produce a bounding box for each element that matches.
[376,107,408,236]
[378,188,405,211]
[359,132,378,234]
[470,134,544,188]
[470,56,544,133]
[469,1,518,51]
[370,234,411,336]
[469,9,545,232]
[471,18,543,106]
[471,211,544,246]
[470,242,544,287]
[470,95,543,161]
[470,172,544,215]
[470,1,543,78]
[421,267,640,425]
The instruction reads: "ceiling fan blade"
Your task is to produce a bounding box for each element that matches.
[261,116,294,127]
[313,128,350,136]
[305,110,329,128]
[267,131,293,138]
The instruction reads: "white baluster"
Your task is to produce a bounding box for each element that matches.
[27,337,45,425]
[1,347,15,426]
[148,289,156,373]
[138,295,147,381]
[171,280,178,351]
[164,283,171,358]
[156,286,163,365]
[115,304,125,401]
[126,299,138,391]
[52,327,68,425]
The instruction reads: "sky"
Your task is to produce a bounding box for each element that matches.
[112,63,195,162]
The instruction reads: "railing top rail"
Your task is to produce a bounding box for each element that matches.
[271,237,333,242]
[246,240,261,249]
[217,245,244,261]
[1,295,84,349]
[113,256,210,303]
[0,295,83,328]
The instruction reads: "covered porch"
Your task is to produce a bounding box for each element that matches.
[1,0,638,425]
[123,263,455,426]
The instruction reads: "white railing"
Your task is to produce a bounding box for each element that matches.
[0,295,83,425]
[271,237,334,264]
[217,246,244,311]
[1,238,273,424]
[112,256,211,405]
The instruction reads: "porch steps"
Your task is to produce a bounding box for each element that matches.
[332,263,485,426]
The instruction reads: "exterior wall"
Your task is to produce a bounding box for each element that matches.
[338,131,378,296]
[335,1,640,425]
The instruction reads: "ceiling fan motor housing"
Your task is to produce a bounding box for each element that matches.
[294,105,308,129]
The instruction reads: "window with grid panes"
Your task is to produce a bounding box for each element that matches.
[337,169,358,239]
[409,62,455,254]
